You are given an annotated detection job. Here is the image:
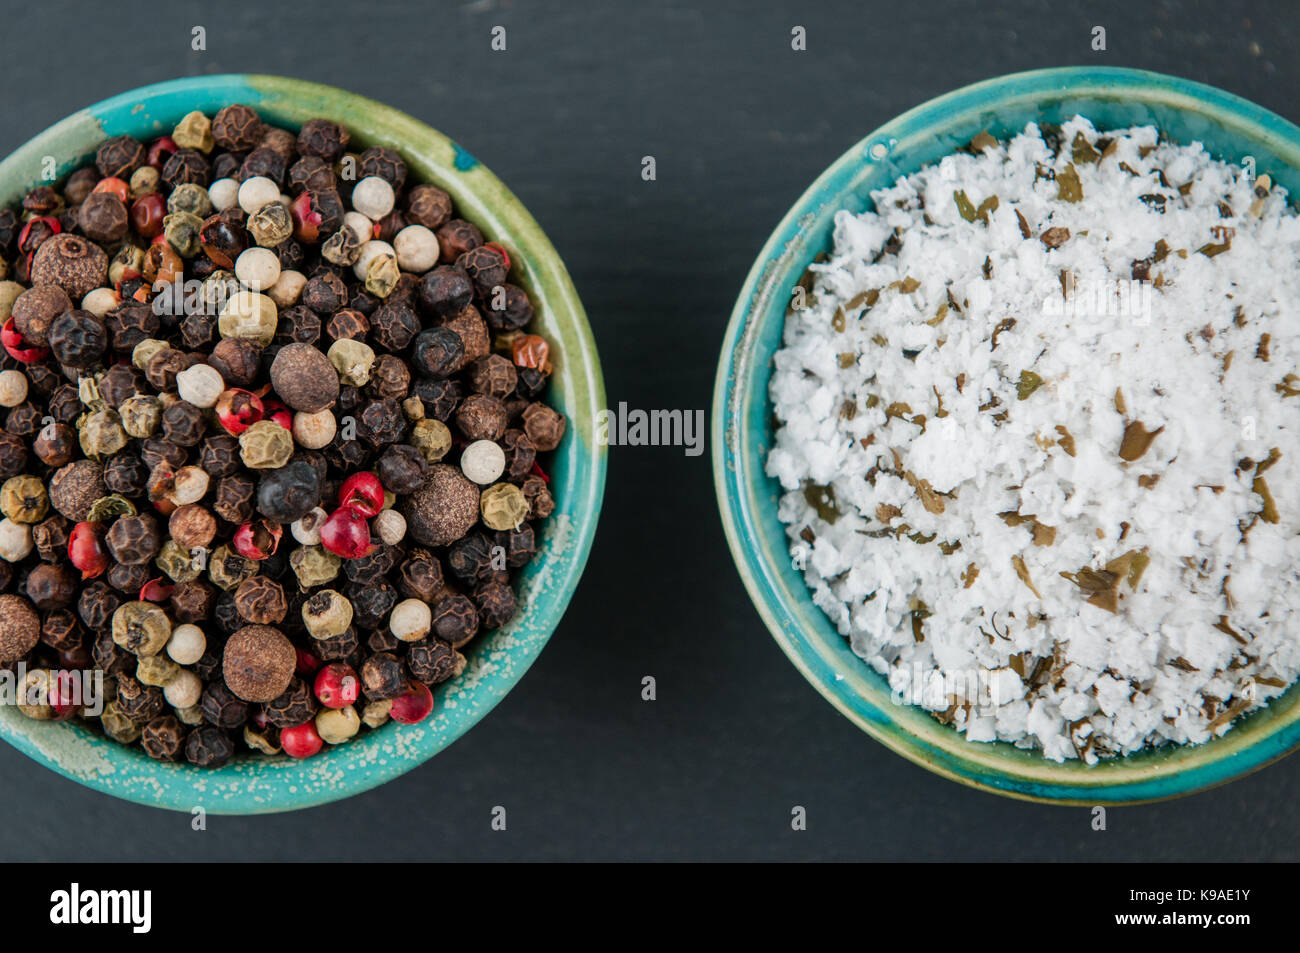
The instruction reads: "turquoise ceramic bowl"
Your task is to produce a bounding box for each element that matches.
[0,75,606,813]
[714,67,1300,804]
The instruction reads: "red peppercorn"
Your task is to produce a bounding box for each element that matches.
[47,670,83,721]
[92,177,131,203]
[295,647,323,679]
[215,388,264,436]
[130,192,167,239]
[139,577,175,603]
[263,398,293,430]
[338,472,384,517]
[232,519,282,560]
[512,334,550,372]
[281,720,324,759]
[68,522,110,580]
[146,136,178,170]
[319,506,374,559]
[390,680,434,724]
[290,191,323,243]
[1,318,49,363]
[313,662,360,709]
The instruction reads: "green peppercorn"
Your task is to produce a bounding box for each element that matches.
[157,539,202,583]
[136,654,181,687]
[0,475,49,524]
[290,544,341,587]
[111,600,172,657]
[119,395,162,438]
[167,183,213,219]
[208,543,256,591]
[480,482,529,531]
[162,211,204,258]
[410,418,453,463]
[172,111,215,153]
[78,409,128,460]
[239,419,294,469]
[327,338,375,386]
[365,253,401,298]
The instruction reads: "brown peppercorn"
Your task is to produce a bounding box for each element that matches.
[25,562,77,610]
[234,575,288,625]
[406,638,465,684]
[144,346,188,391]
[169,579,215,623]
[207,337,261,389]
[105,513,161,565]
[32,423,74,469]
[297,119,350,161]
[141,715,186,762]
[260,677,315,730]
[302,270,348,314]
[29,233,109,300]
[455,394,508,442]
[116,673,165,724]
[48,460,105,522]
[359,651,407,701]
[162,149,210,189]
[521,474,555,519]
[78,192,130,244]
[431,593,480,648]
[222,624,296,703]
[469,354,518,400]
[79,581,121,631]
[406,185,453,230]
[0,594,39,662]
[403,464,480,547]
[212,104,264,152]
[105,301,160,354]
[397,549,445,602]
[288,156,336,193]
[106,562,151,594]
[208,543,257,591]
[268,342,339,413]
[521,402,566,451]
[169,504,217,550]
[475,580,518,630]
[185,725,234,768]
[162,400,207,446]
[326,308,368,341]
[11,284,71,347]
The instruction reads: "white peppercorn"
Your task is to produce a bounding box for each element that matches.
[374,508,406,545]
[175,363,225,409]
[234,247,281,292]
[81,287,120,319]
[352,239,395,280]
[164,669,203,709]
[343,211,372,245]
[460,439,506,485]
[290,507,328,545]
[292,409,337,449]
[237,175,280,214]
[0,518,32,562]
[267,269,306,308]
[388,598,431,642]
[218,290,278,345]
[209,177,240,212]
[351,176,395,219]
[0,370,28,408]
[166,623,206,665]
[394,225,439,273]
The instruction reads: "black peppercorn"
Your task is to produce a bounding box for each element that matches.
[239,146,287,187]
[143,347,188,391]
[431,593,480,647]
[302,270,348,314]
[117,674,166,724]
[161,400,206,447]
[405,184,452,230]
[78,192,129,244]
[40,607,83,653]
[0,208,17,255]
[139,438,187,472]
[185,726,234,768]
[349,287,380,316]
[418,265,473,317]
[199,434,242,477]
[521,474,555,520]
[410,639,466,685]
[211,105,263,152]
[211,151,245,180]
[200,681,249,728]
[457,245,509,296]
[521,402,567,452]
[442,305,490,363]
[411,377,462,422]
[359,146,407,190]
[105,301,160,354]
[262,677,317,729]
[373,447,425,498]
[106,562,150,594]
[199,212,247,270]
[475,580,517,630]
[455,394,508,442]
[79,581,121,631]
[366,353,411,401]
[233,576,288,625]
[360,651,407,701]
[95,135,146,179]
[141,715,186,762]
[26,363,62,399]
[469,354,518,399]
[162,148,210,190]
[484,283,535,333]
[297,119,350,161]
[412,327,465,378]
[274,304,321,345]
[26,563,78,610]
[373,209,406,244]
[436,219,483,262]
[288,155,336,193]
[255,459,322,524]
[32,514,71,563]
[103,451,150,498]
[213,473,257,524]
[500,428,537,483]
[99,363,146,409]
[357,398,406,447]
[397,550,444,602]
[105,513,162,566]
[0,432,28,479]
[170,579,215,623]
[5,402,40,437]
[312,625,359,661]
[370,302,420,352]
[180,310,218,349]
[447,532,498,585]
[347,579,397,629]
[326,308,368,341]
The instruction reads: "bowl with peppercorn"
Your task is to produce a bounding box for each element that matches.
[0,75,605,812]
[714,67,1300,803]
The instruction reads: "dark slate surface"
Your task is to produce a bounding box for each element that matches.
[0,0,1295,861]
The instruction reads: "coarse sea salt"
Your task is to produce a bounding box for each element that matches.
[768,116,1300,762]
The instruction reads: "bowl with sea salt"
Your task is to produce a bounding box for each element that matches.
[714,67,1300,803]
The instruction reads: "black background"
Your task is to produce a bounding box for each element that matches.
[0,0,1296,861]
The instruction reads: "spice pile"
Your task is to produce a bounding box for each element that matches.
[0,104,565,766]
[768,117,1300,761]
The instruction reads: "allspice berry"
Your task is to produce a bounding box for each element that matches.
[222,624,296,703]
[29,233,109,301]
[270,342,339,413]
[48,460,106,522]
[403,464,480,547]
[11,284,72,347]
[0,594,39,662]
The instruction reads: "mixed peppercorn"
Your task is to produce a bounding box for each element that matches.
[0,105,564,767]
